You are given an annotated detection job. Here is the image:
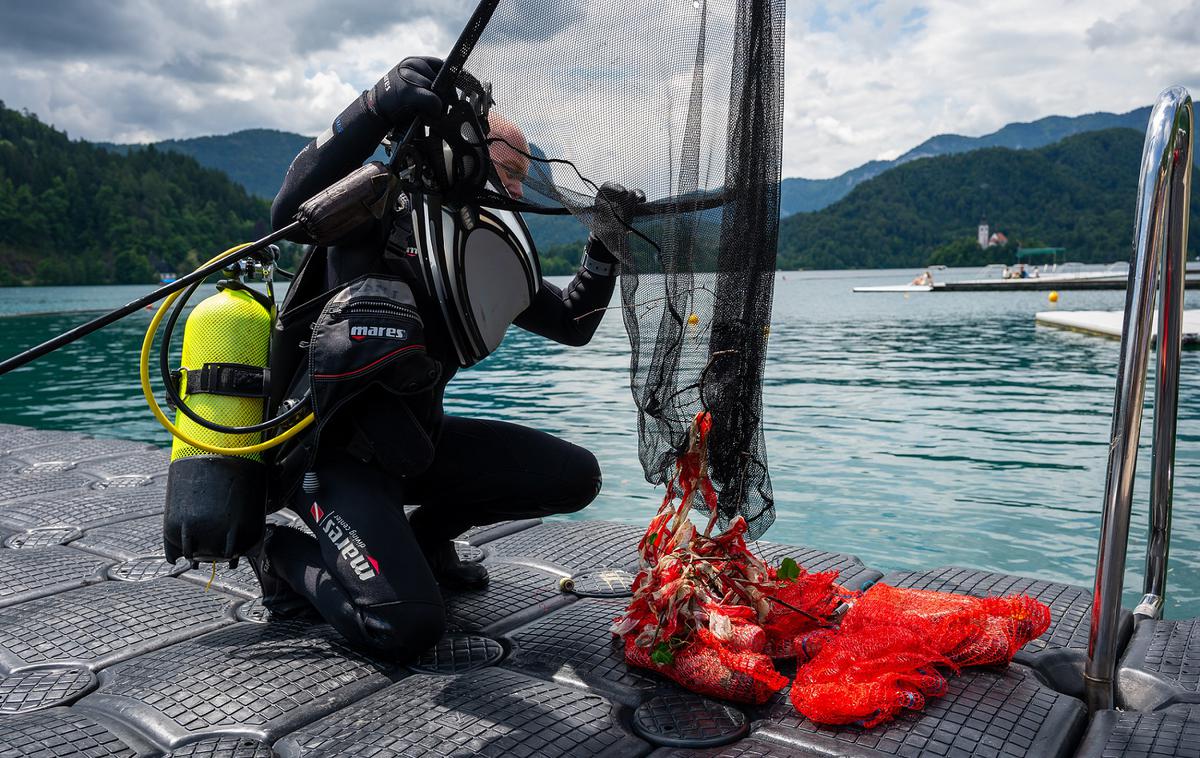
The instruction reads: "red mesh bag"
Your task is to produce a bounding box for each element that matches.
[614,413,840,705]
[615,413,1051,726]
[789,584,1051,727]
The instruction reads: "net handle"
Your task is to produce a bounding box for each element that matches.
[386,0,502,174]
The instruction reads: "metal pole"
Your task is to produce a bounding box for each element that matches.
[1142,96,1194,615]
[0,222,301,377]
[1085,87,1193,712]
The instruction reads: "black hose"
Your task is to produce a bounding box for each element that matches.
[157,279,310,437]
[0,222,301,377]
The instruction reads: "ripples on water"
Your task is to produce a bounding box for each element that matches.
[2,270,1198,616]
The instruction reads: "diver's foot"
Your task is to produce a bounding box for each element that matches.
[423,539,490,591]
[247,525,319,620]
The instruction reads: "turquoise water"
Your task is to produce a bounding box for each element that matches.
[1,270,1197,618]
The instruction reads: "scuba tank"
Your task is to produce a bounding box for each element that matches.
[145,162,394,568]
[163,281,273,566]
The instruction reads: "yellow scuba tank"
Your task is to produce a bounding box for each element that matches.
[163,283,273,565]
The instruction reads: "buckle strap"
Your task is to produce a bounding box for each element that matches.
[181,363,269,398]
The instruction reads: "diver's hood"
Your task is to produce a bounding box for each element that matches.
[409,186,540,368]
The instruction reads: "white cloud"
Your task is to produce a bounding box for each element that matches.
[0,0,1196,181]
[784,0,1200,178]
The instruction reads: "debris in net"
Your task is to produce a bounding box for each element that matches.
[614,413,1051,725]
[612,412,847,704]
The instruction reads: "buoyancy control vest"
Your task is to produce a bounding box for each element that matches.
[403,184,540,368]
[267,180,540,503]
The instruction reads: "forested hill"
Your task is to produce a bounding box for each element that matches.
[102,129,311,200]
[778,107,1151,215]
[0,104,270,285]
[776,128,1198,270]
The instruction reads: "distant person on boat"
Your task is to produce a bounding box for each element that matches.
[911,270,934,286]
[245,57,635,659]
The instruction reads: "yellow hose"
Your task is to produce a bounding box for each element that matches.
[140,244,314,455]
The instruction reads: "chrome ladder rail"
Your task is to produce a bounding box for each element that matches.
[1086,86,1193,712]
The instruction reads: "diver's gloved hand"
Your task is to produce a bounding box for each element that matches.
[593,182,646,236]
[588,182,646,266]
[365,56,444,129]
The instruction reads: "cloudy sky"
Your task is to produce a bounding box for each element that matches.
[0,0,1196,180]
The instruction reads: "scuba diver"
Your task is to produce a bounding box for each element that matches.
[246,56,640,659]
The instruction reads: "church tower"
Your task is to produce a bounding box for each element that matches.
[978,218,990,248]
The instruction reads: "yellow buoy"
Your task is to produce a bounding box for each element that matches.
[687,313,700,326]
[1049,291,1059,303]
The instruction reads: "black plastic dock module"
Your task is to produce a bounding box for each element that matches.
[78,619,397,747]
[881,565,1131,697]
[0,467,99,502]
[458,517,543,546]
[0,707,158,757]
[6,437,160,468]
[1118,617,1200,710]
[74,449,171,479]
[483,520,645,573]
[752,663,1086,758]
[0,666,98,714]
[0,427,83,454]
[272,667,648,758]
[410,633,505,675]
[72,513,173,560]
[181,559,262,599]
[0,486,166,534]
[0,545,111,608]
[0,579,236,671]
[503,597,659,706]
[648,737,824,757]
[1076,704,1200,758]
[443,561,576,634]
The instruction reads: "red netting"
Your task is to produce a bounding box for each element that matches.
[789,584,1052,727]
[613,412,845,705]
[615,413,1052,726]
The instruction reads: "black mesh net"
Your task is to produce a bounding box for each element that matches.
[459,0,784,538]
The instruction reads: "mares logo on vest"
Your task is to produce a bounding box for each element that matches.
[309,502,380,580]
[349,324,408,342]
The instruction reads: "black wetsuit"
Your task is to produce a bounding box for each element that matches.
[262,91,616,658]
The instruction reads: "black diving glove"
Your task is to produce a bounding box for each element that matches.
[588,182,646,267]
[364,56,444,129]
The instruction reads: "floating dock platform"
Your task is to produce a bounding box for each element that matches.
[1036,309,1200,345]
[0,423,1197,756]
[855,273,1200,293]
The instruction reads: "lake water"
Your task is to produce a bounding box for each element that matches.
[1,269,1197,617]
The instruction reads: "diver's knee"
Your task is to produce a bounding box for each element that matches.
[558,448,602,514]
[361,600,446,659]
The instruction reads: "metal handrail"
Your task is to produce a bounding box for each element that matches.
[1085,86,1193,713]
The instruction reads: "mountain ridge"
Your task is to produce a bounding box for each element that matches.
[780,107,1152,215]
[775,126,1200,271]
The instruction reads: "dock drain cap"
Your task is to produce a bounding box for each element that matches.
[410,634,504,675]
[23,461,77,473]
[454,541,485,563]
[167,736,275,757]
[108,557,186,581]
[91,475,152,490]
[563,568,637,598]
[4,527,82,548]
[236,598,270,624]
[0,666,97,713]
[632,692,748,748]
